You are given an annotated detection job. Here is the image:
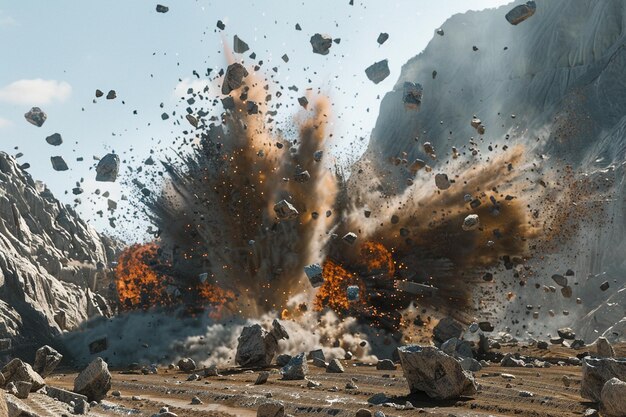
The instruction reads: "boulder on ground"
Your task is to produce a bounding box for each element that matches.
[73,357,112,402]
[1,358,45,391]
[236,319,289,368]
[257,400,284,417]
[33,345,63,377]
[177,358,196,372]
[376,359,397,371]
[281,352,307,380]
[397,345,477,400]
[581,357,626,402]
[600,377,626,417]
[326,359,344,373]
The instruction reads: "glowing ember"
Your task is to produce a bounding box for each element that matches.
[359,241,395,276]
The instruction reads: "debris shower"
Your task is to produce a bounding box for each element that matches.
[115,65,537,332]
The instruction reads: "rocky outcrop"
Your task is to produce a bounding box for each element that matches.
[397,345,477,399]
[0,152,120,358]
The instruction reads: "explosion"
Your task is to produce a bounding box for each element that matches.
[116,59,544,335]
[115,243,168,309]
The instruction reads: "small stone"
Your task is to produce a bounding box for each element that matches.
[45,133,63,146]
[377,33,389,45]
[24,107,47,127]
[310,33,333,55]
[326,359,344,373]
[233,35,249,53]
[50,156,68,171]
[156,4,169,13]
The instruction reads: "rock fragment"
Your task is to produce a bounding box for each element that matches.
[365,60,390,84]
[156,4,169,13]
[462,214,480,231]
[257,400,285,417]
[222,63,249,95]
[342,232,357,244]
[73,357,112,402]
[24,107,47,127]
[434,173,451,190]
[326,359,344,373]
[402,82,423,109]
[33,345,63,378]
[1,359,45,392]
[596,337,615,358]
[233,35,250,53]
[600,377,626,417]
[377,32,389,45]
[397,345,477,399]
[310,33,333,55]
[51,156,69,171]
[177,358,196,372]
[45,133,63,146]
[281,352,307,380]
[236,319,289,368]
[95,153,120,182]
[274,199,299,220]
[304,263,324,287]
[433,317,464,344]
[505,1,537,25]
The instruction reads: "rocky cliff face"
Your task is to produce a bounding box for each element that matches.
[0,152,119,357]
[358,0,626,341]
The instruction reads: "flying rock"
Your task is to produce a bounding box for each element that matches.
[24,107,47,127]
[233,35,249,53]
[462,214,480,231]
[156,4,169,13]
[377,32,389,45]
[222,63,249,95]
[505,1,537,25]
[310,33,333,55]
[304,263,324,287]
[434,173,451,190]
[45,133,63,146]
[365,60,390,84]
[342,232,357,244]
[96,153,120,182]
[274,199,299,219]
[51,156,69,171]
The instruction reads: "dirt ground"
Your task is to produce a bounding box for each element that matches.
[38,343,625,417]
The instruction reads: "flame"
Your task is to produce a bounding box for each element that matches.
[315,259,366,312]
[115,243,167,309]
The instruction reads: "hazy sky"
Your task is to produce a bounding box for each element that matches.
[0,0,512,240]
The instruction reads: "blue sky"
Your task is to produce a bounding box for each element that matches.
[0,0,511,240]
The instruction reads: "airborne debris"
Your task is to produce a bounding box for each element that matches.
[24,107,47,127]
[377,32,389,45]
[155,4,169,13]
[304,263,324,287]
[506,1,537,25]
[274,199,299,219]
[434,173,451,190]
[310,33,333,55]
[50,156,69,171]
[222,63,249,95]
[95,153,120,182]
[462,214,480,231]
[342,232,357,244]
[233,35,250,53]
[365,60,390,84]
[45,133,63,146]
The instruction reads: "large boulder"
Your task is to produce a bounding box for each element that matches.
[73,357,112,402]
[33,345,63,377]
[581,357,626,402]
[397,345,477,400]
[601,378,626,417]
[1,359,45,391]
[235,319,289,368]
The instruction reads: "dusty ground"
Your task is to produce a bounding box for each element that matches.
[36,343,625,417]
